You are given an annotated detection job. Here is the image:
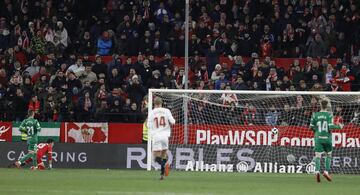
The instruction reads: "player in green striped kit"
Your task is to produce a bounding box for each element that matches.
[15,110,41,169]
[310,98,343,182]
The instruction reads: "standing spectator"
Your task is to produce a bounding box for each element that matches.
[13,89,28,121]
[97,31,112,56]
[220,85,238,106]
[56,21,69,48]
[108,98,123,122]
[78,31,94,54]
[147,70,163,89]
[127,75,146,105]
[333,66,355,91]
[307,34,326,58]
[58,95,74,122]
[163,68,175,89]
[43,95,57,122]
[265,105,279,126]
[30,31,46,55]
[78,91,95,122]
[127,102,142,123]
[279,104,296,126]
[240,103,260,125]
[28,94,40,116]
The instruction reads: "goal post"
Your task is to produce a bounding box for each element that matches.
[147,89,360,173]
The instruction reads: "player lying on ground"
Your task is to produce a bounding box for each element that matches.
[9,139,54,170]
[310,98,343,182]
[14,110,41,169]
[147,97,175,180]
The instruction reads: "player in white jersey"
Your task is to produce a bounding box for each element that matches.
[147,97,175,180]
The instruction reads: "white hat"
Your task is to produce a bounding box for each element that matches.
[215,64,221,70]
[132,75,139,80]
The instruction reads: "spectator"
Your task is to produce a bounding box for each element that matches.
[214,72,228,90]
[211,64,222,81]
[78,63,97,85]
[78,91,95,121]
[66,72,82,96]
[78,31,94,54]
[58,95,74,122]
[265,105,279,126]
[108,67,122,91]
[51,71,66,91]
[43,95,57,122]
[127,102,142,123]
[279,104,296,126]
[307,33,326,58]
[333,66,355,91]
[28,94,40,115]
[127,75,146,105]
[67,57,85,76]
[220,85,238,106]
[13,89,27,121]
[56,21,69,49]
[92,56,107,77]
[240,103,260,125]
[97,31,113,56]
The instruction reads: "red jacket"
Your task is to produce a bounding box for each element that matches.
[333,75,355,91]
[28,100,40,112]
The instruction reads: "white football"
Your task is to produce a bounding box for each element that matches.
[271,127,279,135]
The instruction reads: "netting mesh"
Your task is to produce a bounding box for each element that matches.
[149,90,360,174]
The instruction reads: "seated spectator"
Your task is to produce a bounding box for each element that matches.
[211,64,222,81]
[92,56,108,77]
[214,72,228,90]
[78,63,97,85]
[67,57,85,76]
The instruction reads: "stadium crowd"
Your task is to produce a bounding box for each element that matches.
[0,0,360,123]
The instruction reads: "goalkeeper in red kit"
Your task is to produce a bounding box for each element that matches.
[10,139,54,170]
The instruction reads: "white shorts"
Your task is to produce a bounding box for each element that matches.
[152,137,169,151]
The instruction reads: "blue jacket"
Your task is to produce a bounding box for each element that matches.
[97,38,112,56]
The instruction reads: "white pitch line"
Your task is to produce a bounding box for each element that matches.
[0,188,214,195]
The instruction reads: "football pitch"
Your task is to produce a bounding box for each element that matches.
[0,168,359,195]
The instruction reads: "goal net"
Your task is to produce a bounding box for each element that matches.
[147,89,360,174]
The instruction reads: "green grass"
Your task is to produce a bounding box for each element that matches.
[0,168,359,195]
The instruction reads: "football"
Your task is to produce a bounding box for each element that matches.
[271,127,279,135]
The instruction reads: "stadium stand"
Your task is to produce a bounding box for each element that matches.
[0,0,359,122]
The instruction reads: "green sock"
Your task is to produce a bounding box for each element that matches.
[32,153,37,167]
[325,156,331,172]
[315,157,321,173]
[19,153,33,164]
